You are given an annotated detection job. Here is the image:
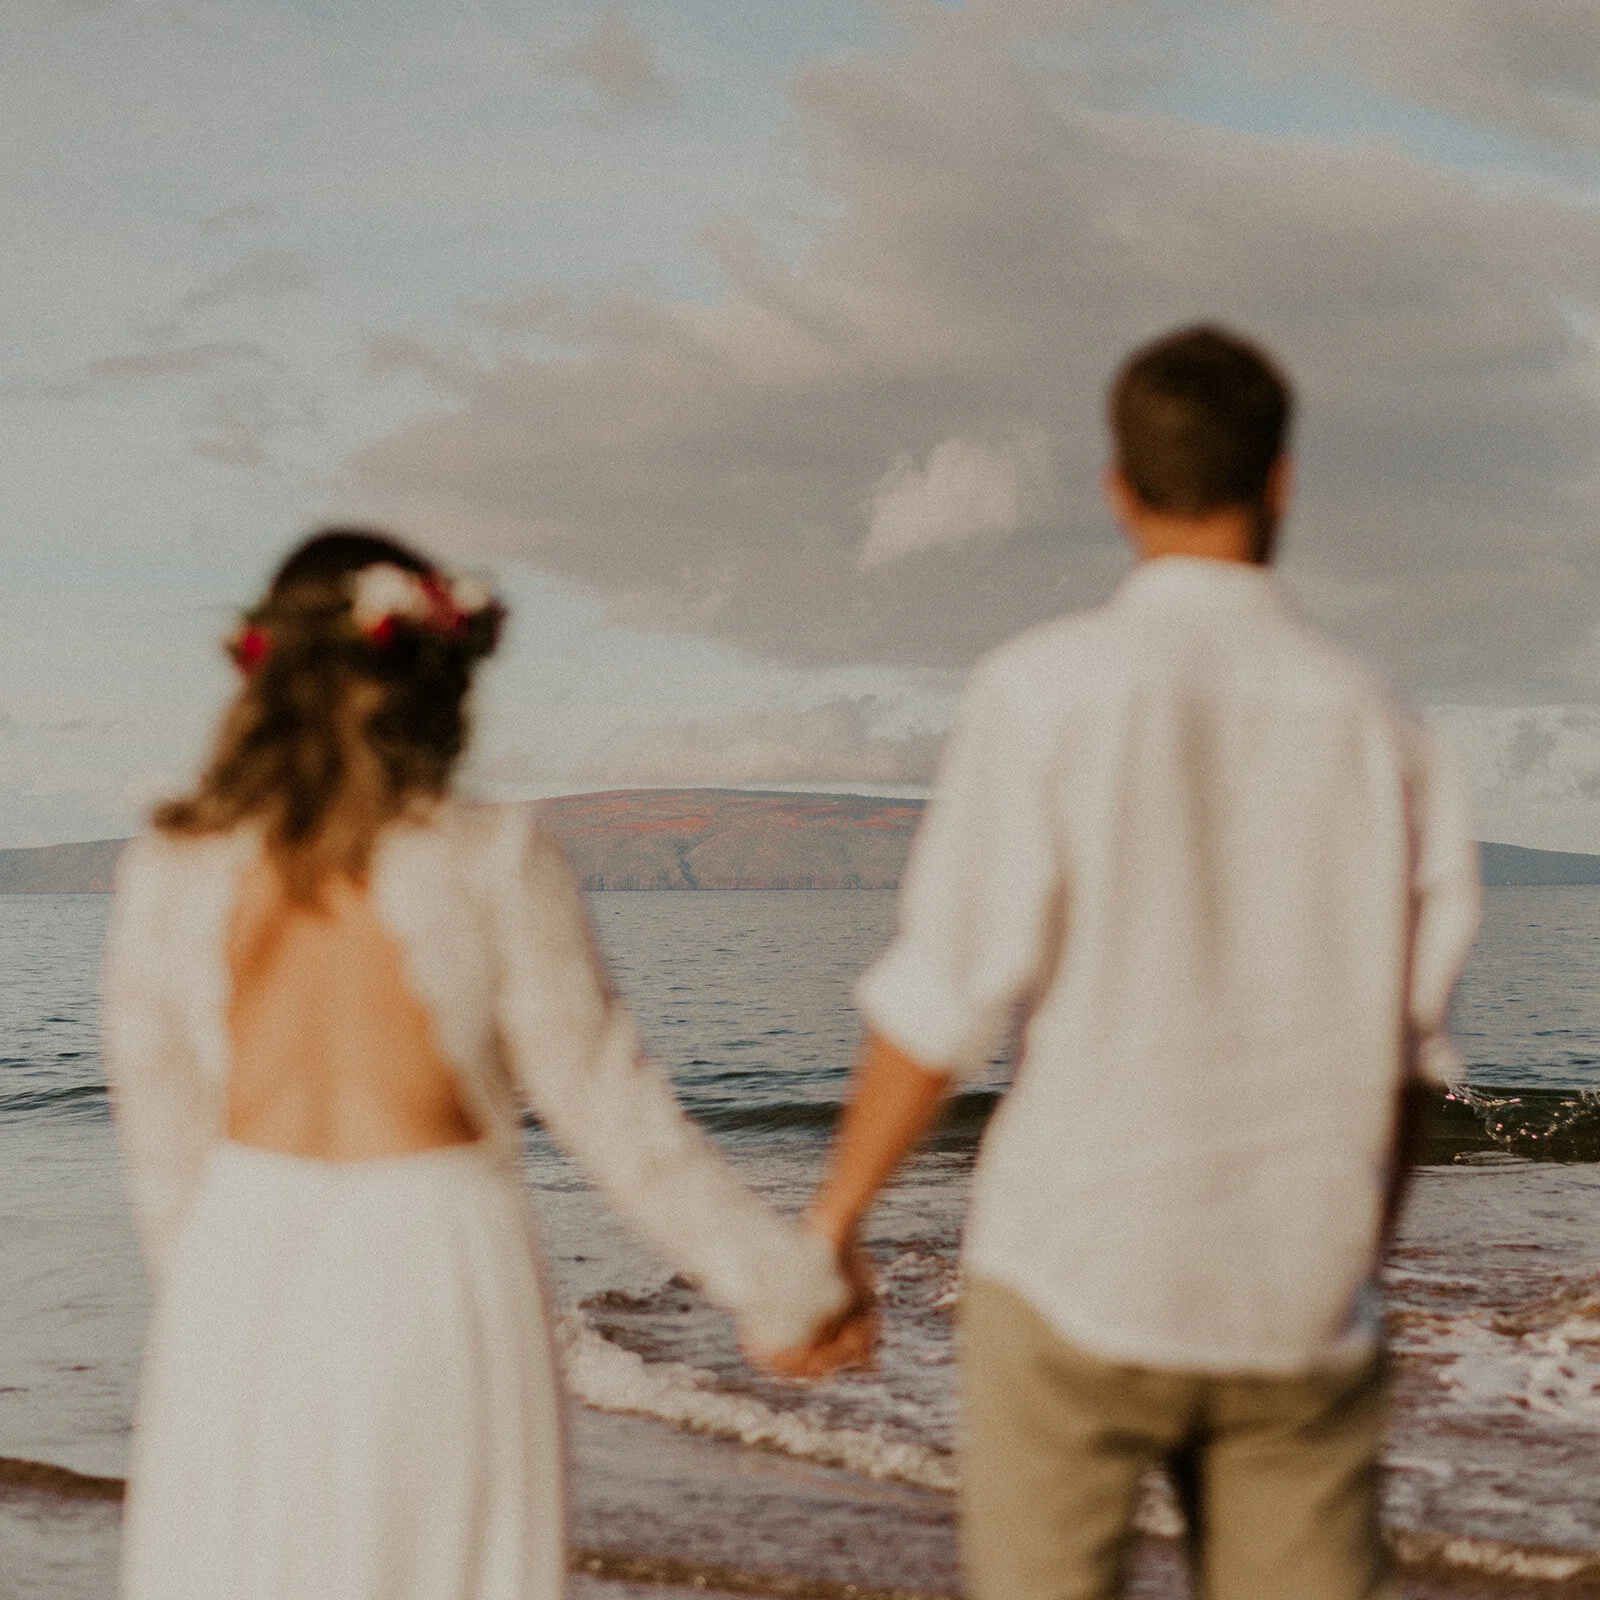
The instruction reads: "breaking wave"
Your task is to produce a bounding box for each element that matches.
[554,1310,959,1490]
[1429,1085,1600,1162]
[553,1313,1600,1583]
[10,1066,1600,1166]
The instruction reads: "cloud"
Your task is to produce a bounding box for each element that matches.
[14,0,114,15]
[68,336,318,475]
[365,332,481,395]
[189,374,322,474]
[1270,0,1600,146]
[182,251,314,314]
[18,0,198,24]
[339,10,1600,698]
[1431,705,1600,851]
[578,697,941,788]
[196,204,282,236]
[1505,713,1560,779]
[58,239,330,476]
[547,4,679,112]
[862,432,1050,568]
[85,340,276,381]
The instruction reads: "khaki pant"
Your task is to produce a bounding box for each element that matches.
[959,1277,1394,1600]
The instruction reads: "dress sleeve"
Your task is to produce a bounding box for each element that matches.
[488,810,849,1352]
[101,839,218,1282]
[856,657,1062,1078]
[1405,726,1483,1086]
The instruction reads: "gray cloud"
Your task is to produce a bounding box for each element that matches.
[365,332,481,395]
[86,340,276,381]
[75,252,312,393]
[21,0,199,23]
[182,251,314,314]
[344,9,1600,699]
[1270,0,1600,146]
[62,235,326,475]
[578,697,941,788]
[1506,713,1561,779]
[1431,705,1600,850]
[196,204,282,236]
[190,375,322,474]
[546,4,679,112]
[69,336,317,475]
[16,0,114,14]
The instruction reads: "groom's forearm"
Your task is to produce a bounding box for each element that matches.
[807,1031,954,1246]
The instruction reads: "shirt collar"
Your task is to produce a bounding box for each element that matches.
[1114,555,1282,612]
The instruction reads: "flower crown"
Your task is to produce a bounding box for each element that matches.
[348,563,496,645]
[229,562,500,673]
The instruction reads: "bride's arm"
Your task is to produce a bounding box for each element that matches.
[486,810,851,1355]
[101,839,218,1282]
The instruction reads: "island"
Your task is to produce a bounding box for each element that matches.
[1,792,1596,892]
[0,790,925,893]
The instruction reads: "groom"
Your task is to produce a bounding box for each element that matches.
[774,325,1481,1600]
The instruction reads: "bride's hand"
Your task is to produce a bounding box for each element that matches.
[749,1239,878,1379]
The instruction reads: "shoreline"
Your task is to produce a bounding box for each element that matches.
[8,1404,1600,1600]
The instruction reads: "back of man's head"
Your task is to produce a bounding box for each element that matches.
[1109,325,1293,516]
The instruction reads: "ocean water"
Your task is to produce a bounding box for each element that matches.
[4,887,1600,1595]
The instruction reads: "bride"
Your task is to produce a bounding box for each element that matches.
[103,528,869,1600]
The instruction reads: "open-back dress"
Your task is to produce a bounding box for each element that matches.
[102,801,847,1600]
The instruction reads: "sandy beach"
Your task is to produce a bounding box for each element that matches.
[7,1405,1599,1600]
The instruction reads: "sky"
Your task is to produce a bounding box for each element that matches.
[4,0,1600,849]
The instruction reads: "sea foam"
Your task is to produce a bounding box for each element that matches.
[561,1309,1180,1538]
[560,1309,1600,1581]
[555,1311,960,1490]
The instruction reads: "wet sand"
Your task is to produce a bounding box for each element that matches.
[8,1406,1598,1600]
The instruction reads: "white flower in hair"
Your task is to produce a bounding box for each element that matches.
[350,563,431,631]
[449,573,493,614]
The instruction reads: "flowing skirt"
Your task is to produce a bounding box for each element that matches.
[121,1140,566,1600]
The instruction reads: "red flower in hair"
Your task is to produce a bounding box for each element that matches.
[420,572,466,633]
[234,625,272,674]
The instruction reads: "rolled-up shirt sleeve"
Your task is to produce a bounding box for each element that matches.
[857,658,1061,1079]
[1406,726,1482,1087]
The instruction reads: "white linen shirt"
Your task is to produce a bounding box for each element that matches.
[858,556,1481,1374]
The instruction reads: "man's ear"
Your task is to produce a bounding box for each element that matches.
[1249,453,1294,565]
[1103,463,1138,535]
[1263,453,1293,523]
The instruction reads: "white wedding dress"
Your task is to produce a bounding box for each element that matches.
[102,802,846,1600]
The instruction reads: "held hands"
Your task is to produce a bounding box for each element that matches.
[748,1234,879,1380]
[747,1033,949,1381]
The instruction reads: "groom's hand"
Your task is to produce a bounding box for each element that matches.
[751,1239,879,1379]
[752,1034,951,1380]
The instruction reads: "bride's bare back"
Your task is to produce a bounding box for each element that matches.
[224,856,479,1159]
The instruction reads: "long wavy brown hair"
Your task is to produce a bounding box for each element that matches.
[156,528,503,903]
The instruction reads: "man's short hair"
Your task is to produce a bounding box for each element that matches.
[1109,325,1293,515]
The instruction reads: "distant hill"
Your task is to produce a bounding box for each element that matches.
[539,788,922,889]
[1,800,1594,892]
[0,790,926,893]
[1477,841,1600,886]
[0,838,126,894]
